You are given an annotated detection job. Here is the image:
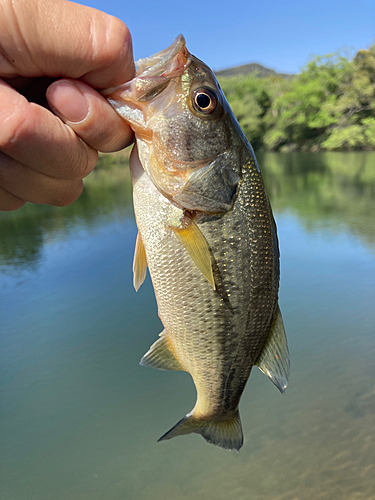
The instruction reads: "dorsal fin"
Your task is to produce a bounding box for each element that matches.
[133,232,148,291]
[171,218,215,290]
[256,306,290,394]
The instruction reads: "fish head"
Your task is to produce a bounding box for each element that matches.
[103,35,244,213]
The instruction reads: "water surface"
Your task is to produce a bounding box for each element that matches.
[1,152,374,500]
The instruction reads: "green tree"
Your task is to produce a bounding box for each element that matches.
[219,41,375,152]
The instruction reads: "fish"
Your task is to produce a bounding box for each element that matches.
[103,35,290,451]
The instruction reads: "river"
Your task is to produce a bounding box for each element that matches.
[1,151,374,500]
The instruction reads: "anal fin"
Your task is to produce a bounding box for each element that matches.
[140,330,184,371]
[133,232,147,291]
[171,217,215,290]
[256,306,290,393]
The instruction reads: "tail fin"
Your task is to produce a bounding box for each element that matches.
[158,410,243,451]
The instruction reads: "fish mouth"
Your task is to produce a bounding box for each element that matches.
[102,35,190,102]
[136,34,189,78]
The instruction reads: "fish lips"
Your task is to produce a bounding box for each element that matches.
[136,34,189,78]
[102,34,190,104]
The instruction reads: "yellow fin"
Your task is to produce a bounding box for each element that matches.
[172,219,215,290]
[158,409,243,451]
[140,330,184,371]
[133,232,147,291]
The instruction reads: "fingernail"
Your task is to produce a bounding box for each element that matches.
[47,81,89,123]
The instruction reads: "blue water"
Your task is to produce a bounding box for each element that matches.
[1,152,374,499]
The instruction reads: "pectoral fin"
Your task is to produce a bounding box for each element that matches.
[172,219,215,290]
[133,232,147,291]
[256,306,290,394]
[140,330,184,371]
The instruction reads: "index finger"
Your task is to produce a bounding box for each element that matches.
[0,0,135,88]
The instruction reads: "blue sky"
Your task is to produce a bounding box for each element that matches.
[76,0,374,74]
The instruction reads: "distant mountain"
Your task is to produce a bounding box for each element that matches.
[215,63,293,79]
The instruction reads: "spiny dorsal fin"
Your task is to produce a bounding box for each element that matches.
[158,409,243,451]
[256,306,290,393]
[172,218,215,290]
[140,330,184,371]
[133,232,147,292]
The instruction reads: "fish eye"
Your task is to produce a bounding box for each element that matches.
[192,88,217,114]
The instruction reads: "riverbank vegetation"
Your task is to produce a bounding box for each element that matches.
[218,42,375,152]
[2,151,374,268]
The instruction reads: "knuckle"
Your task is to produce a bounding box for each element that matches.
[0,196,26,211]
[105,17,133,63]
[83,14,134,88]
[0,105,25,153]
[63,134,98,180]
[79,147,98,179]
[9,198,26,211]
[53,180,83,207]
[99,127,134,153]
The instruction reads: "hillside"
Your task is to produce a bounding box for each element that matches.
[215,62,293,79]
[215,43,375,151]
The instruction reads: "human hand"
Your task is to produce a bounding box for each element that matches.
[0,0,135,211]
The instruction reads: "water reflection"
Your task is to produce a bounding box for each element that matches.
[259,151,375,251]
[1,151,374,500]
[0,151,132,270]
[1,151,374,273]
